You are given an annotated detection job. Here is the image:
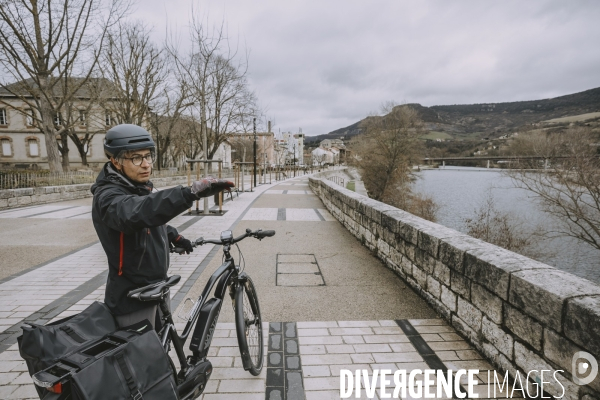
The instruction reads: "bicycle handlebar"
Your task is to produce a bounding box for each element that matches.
[170,228,276,254]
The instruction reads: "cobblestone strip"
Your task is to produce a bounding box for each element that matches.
[266,322,306,400]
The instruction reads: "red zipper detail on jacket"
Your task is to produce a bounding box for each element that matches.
[118,232,124,276]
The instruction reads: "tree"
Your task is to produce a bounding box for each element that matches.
[0,0,126,171]
[351,103,434,217]
[465,190,544,259]
[169,18,258,173]
[507,127,600,252]
[101,21,166,126]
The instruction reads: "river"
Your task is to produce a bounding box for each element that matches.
[412,166,600,284]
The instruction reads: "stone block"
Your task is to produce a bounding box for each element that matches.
[399,256,413,277]
[389,246,403,266]
[427,276,441,299]
[509,269,600,330]
[414,248,437,274]
[417,229,440,258]
[514,342,580,400]
[0,190,13,199]
[432,261,451,286]
[422,291,451,320]
[400,240,416,262]
[44,186,59,194]
[8,197,17,206]
[412,266,427,288]
[464,244,551,300]
[0,198,7,208]
[17,196,32,205]
[396,219,419,245]
[471,283,503,324]
[381,210,411,234]
[441,285,457,312]
[503,305,543,351]
[457,297,483,331]
[481,317,513,358]
[451,271,471,300]
[370,202,397,225]
[564,295,600,357]
[377,238,390,257]
[13,188,34,196]
[543,329,593,388]
[451,315,479,344]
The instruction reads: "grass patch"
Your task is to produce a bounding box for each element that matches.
[544,112,600,123]
[346,181,356,191]
[419,131,454,140]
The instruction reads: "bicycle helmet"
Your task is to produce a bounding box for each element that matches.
[103,124,156,159]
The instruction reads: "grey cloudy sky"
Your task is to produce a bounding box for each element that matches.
[136,0,600,136]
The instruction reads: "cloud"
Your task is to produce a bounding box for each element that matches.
[136,0,600,135]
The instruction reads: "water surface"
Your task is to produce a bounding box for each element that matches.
[412,166,599,284]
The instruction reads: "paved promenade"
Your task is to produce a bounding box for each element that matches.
[0,175,512,399]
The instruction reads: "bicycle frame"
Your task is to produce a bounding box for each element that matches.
[158,242,240,376]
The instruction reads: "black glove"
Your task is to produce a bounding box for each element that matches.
[190,177,235,199]
[172,235,193,254]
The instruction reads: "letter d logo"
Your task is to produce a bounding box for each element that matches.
[572,351,598,386]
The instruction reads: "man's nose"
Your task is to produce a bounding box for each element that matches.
[141,157,151,167]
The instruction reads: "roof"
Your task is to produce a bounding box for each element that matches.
[0,77,117,99]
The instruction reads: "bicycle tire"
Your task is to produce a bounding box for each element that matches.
[234,275,263,376]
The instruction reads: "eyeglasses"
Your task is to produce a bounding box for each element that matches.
[123,154,154,166]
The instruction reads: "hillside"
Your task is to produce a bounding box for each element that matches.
[307,87,600,143]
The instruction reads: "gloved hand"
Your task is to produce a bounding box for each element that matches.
[171,235,193,254]
[190,177,235,199]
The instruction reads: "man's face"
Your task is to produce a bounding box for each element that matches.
[111,149,153,184]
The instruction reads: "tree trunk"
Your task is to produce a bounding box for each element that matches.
[39,94,62,172]
[60,132,70,171]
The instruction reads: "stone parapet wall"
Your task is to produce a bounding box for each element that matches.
[309,171,600,400]
[0,176,190,210]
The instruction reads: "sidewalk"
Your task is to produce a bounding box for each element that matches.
[0,175,512,399]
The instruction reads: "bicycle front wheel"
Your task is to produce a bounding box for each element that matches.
[234,275,263,376]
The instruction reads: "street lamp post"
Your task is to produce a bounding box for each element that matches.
[253,117,257,187]
[155,112,160,171]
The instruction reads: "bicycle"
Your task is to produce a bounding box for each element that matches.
[130,228,274,399]
[32,227,274,400]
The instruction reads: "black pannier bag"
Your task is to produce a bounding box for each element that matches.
[18,301,118,376]
[70,329,178,400]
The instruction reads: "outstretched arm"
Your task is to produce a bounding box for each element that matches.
[96,186,196,233]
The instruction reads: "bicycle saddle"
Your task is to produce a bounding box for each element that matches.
[127,275,181,301]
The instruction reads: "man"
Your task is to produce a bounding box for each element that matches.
[91,124,233,329]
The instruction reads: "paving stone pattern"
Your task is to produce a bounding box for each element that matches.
[276,254,325,287]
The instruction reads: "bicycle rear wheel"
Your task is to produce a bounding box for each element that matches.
[234,275,263,376]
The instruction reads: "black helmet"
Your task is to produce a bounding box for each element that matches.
[104,124,156,159]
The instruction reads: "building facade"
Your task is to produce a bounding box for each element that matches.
[0,102,109,170]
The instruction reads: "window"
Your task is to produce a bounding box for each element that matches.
[0,109,6,126]
[54,113,62,126]
[28,139,39,157]
[105,111,112,126]
[25,109,34,126]
[78,110,87,126]
[1,139,11,156]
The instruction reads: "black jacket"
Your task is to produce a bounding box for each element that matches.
[91,163,196,316]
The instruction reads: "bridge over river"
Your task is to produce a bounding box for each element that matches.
[0,169,597,399]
